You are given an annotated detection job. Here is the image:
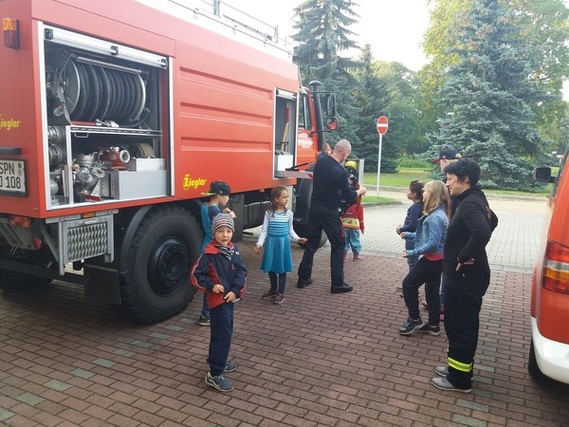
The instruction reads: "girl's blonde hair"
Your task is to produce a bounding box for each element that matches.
[423,180,451,217]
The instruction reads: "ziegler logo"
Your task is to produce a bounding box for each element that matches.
[0,114,21,131]
[183,174,207,191]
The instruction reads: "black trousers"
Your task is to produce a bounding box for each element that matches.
[207,302,234,376]
[298,203,345,288]
[402,257,442,325]
[444,285,486,389]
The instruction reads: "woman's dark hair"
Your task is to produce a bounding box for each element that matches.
[443,158,480,187]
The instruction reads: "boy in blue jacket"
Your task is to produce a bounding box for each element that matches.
[191,213,247,392]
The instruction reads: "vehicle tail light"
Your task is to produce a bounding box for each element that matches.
[542,240,569,294]
[3,18,20,49]
[9,215,31,227]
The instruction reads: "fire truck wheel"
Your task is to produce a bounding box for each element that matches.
[119,206,201,324]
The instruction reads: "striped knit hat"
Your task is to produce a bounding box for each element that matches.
[211,213,234,233]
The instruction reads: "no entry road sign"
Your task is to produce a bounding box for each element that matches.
[376,116,388,135]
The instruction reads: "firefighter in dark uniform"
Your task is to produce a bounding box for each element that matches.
[431,158,498,393]
[297,139,367,294]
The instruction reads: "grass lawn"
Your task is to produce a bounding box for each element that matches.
[363,168,432,188]
[360,167,552,197]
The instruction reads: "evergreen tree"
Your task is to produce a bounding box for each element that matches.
[429,0,550,189]
[350,45,392,171]
[422,0,568,165]
[292,0,362,147]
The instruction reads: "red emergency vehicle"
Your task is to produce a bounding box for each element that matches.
[529,147,569,385]
[0,0,337,323]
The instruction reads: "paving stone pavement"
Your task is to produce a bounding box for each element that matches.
[1,192,568,427]
[358,190,547,273]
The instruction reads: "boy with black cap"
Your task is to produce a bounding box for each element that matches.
[197,180,236,326]
[191,213,247,392]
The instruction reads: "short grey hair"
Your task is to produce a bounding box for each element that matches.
[334,139,352,155]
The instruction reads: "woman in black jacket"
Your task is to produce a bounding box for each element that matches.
[431,158,498,393]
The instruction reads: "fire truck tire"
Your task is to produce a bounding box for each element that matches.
[118,206,201,324]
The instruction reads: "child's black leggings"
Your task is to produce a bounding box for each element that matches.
[269,271,286,293]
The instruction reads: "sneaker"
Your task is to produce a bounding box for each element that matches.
[205,372,234,392]
[417,323,441,336]
[297,277,313,288]
[430,376,471,393]
[353,254,365,261]
[261,289,277,299]
[274,293,286,304]
[198,313,210,326]
[435,366,449,377]
[224,360,238,373]
[399,318,422,335]
[343,253,347,262]
[440,313,445,323]
[421,299,428,310]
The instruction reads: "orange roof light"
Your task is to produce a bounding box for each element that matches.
[3,18,20,49]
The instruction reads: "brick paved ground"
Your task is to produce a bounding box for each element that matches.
[1,196,569,426]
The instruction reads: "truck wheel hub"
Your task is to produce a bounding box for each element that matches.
[148,239,189,296]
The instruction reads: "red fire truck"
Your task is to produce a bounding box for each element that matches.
[0,0,337,323]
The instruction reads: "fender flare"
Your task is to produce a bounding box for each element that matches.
[118,205,153,276]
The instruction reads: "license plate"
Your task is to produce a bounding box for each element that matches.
[0,159,26,195]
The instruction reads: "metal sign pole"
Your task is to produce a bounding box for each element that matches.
[375,115,388,197]
[377,134,382,197]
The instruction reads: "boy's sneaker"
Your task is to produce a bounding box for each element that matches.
[417,323,441,336]
[205,372,234,392]
[399,318,422,335]
[353,254,365,261]
[224,360,238,373]
[261,289,277,299]
[198,314,210,326]
[274,293,285,304]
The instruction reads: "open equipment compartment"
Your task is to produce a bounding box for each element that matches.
[42,24,169,208]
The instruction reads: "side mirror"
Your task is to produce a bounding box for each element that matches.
[532,167,555,183]
[327,117,338,131]
[326,93,337,116]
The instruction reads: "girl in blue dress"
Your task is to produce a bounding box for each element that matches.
[254,186,306,304]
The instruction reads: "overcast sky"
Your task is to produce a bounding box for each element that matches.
[232,0,569,98]
[232,0,431,71]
